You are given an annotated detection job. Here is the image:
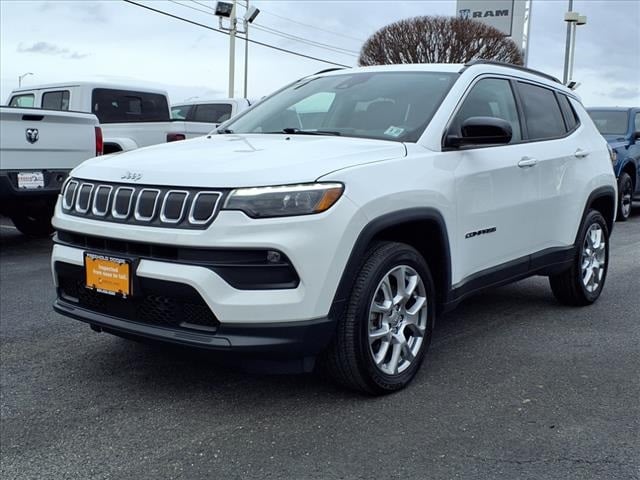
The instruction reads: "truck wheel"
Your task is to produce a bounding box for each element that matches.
[549,209,609,306]
[323,242,435,395]
[10,212,54,237]
[617,172,633,221]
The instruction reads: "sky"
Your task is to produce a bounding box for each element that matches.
[1,0,638,107]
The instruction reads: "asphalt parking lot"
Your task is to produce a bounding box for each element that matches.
[1,212,639,480]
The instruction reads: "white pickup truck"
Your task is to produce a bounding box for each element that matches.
[170,98,251,138]
[7,82,188,154]
[0,106,101,235]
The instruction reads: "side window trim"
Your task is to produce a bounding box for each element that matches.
[509,78,529,140]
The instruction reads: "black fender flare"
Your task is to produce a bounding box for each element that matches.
[328,207,452,320]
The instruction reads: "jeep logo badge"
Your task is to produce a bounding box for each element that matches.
[25,128,39,144]
[121,171,143,181]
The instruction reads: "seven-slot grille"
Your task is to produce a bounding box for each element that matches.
[61,179,225,229]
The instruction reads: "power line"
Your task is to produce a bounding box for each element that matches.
[172,0,358,58]
[251,23,359,57]
[260,9,366,43]
[122,0,351,67]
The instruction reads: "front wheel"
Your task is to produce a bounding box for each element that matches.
[549,209,609,306]
[617,172,633,221]
[323,242,435,395]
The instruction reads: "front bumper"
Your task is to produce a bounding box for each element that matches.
[53,298,334,358]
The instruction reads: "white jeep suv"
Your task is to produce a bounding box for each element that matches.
[52,61,617,394]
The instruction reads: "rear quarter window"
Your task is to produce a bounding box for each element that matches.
[517,82,566,140]
[91,89,169,123]
[557,94,580,132]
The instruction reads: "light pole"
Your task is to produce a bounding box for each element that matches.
[562,3,587,85]
[215,1,259,99]
[18,72,33,87]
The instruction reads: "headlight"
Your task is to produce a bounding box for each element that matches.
[607,144,617,164]
[223,183,344,218]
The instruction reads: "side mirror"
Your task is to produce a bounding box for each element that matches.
[446,117,513,148]
[633,131,640,141]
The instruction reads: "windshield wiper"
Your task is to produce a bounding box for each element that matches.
[217,128,234,134]
[280,127,341,136]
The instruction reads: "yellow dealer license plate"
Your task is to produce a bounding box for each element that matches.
[85,253,131,297]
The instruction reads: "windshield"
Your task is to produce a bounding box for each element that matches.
[588,110,629,135]
[222,71,458,142]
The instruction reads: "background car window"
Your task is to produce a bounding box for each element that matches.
[171,105,192,120]
[42,90,70,111]
[8,94,35,107]
[223,72,458,142]
[518,82,566,140]
[450,78,522,143]
[557,94,579,132]
[91,88,169,123]
[587,110,629,135]
[192,104,233,123]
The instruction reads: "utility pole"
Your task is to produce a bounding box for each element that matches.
[523,0,533,67]
[243,0,249,99]
[562,0,574,84]
[228,0,237,98]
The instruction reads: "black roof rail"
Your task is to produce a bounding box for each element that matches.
[312,67,347,76]
[461,60,561,84]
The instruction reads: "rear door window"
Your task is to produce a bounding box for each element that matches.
[91,89,169,123]
[517,82,566,140]
[171,105,192,120]
[8,94,35,107]
[42,90,70,111]
[191,104,233,123]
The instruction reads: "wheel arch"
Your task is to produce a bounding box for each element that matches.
[579,186,616,239]
[329,208,452,320]
[620,160,637,190]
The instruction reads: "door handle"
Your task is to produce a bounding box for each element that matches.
[574,148,589,158]
[518,157,538,168]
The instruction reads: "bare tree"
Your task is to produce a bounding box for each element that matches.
[359,16,523,66]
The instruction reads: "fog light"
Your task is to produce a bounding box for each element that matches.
[267,251,281,263]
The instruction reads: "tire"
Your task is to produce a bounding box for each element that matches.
[10,212,54,237]
[322,241,435,395]
[549,209,609,306]
[617,172,633,221]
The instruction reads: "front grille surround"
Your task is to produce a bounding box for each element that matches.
[61,179,227,229]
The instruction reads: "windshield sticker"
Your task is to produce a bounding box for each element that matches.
[384,126,405,137]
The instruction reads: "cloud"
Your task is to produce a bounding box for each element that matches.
[604,86,640,100]
[17,42,88,60]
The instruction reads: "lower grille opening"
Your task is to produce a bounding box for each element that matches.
[56,263,219,332]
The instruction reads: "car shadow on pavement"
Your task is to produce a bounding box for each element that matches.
[69,276,560,403]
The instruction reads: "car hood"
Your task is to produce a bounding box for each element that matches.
[73,134,406,187]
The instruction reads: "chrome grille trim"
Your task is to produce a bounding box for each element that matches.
[62,180,79,210]
[91,185,113,217]
[134,188,161,222]
[111,186,135,219]
[188,191,222,225]
[159,190,190,224]
[75,183,94,214]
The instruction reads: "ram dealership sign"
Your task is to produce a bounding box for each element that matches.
[456,0,526,47]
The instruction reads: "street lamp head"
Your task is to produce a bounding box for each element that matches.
[214,1,234,18]
[564,11,580,22]
[244,6,260,23]
[577,15,587,25]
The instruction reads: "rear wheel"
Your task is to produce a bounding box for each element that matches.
[617,172,633,221]
[11,211,54,237]
[323,242,435,394]
[549,209,609,306]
